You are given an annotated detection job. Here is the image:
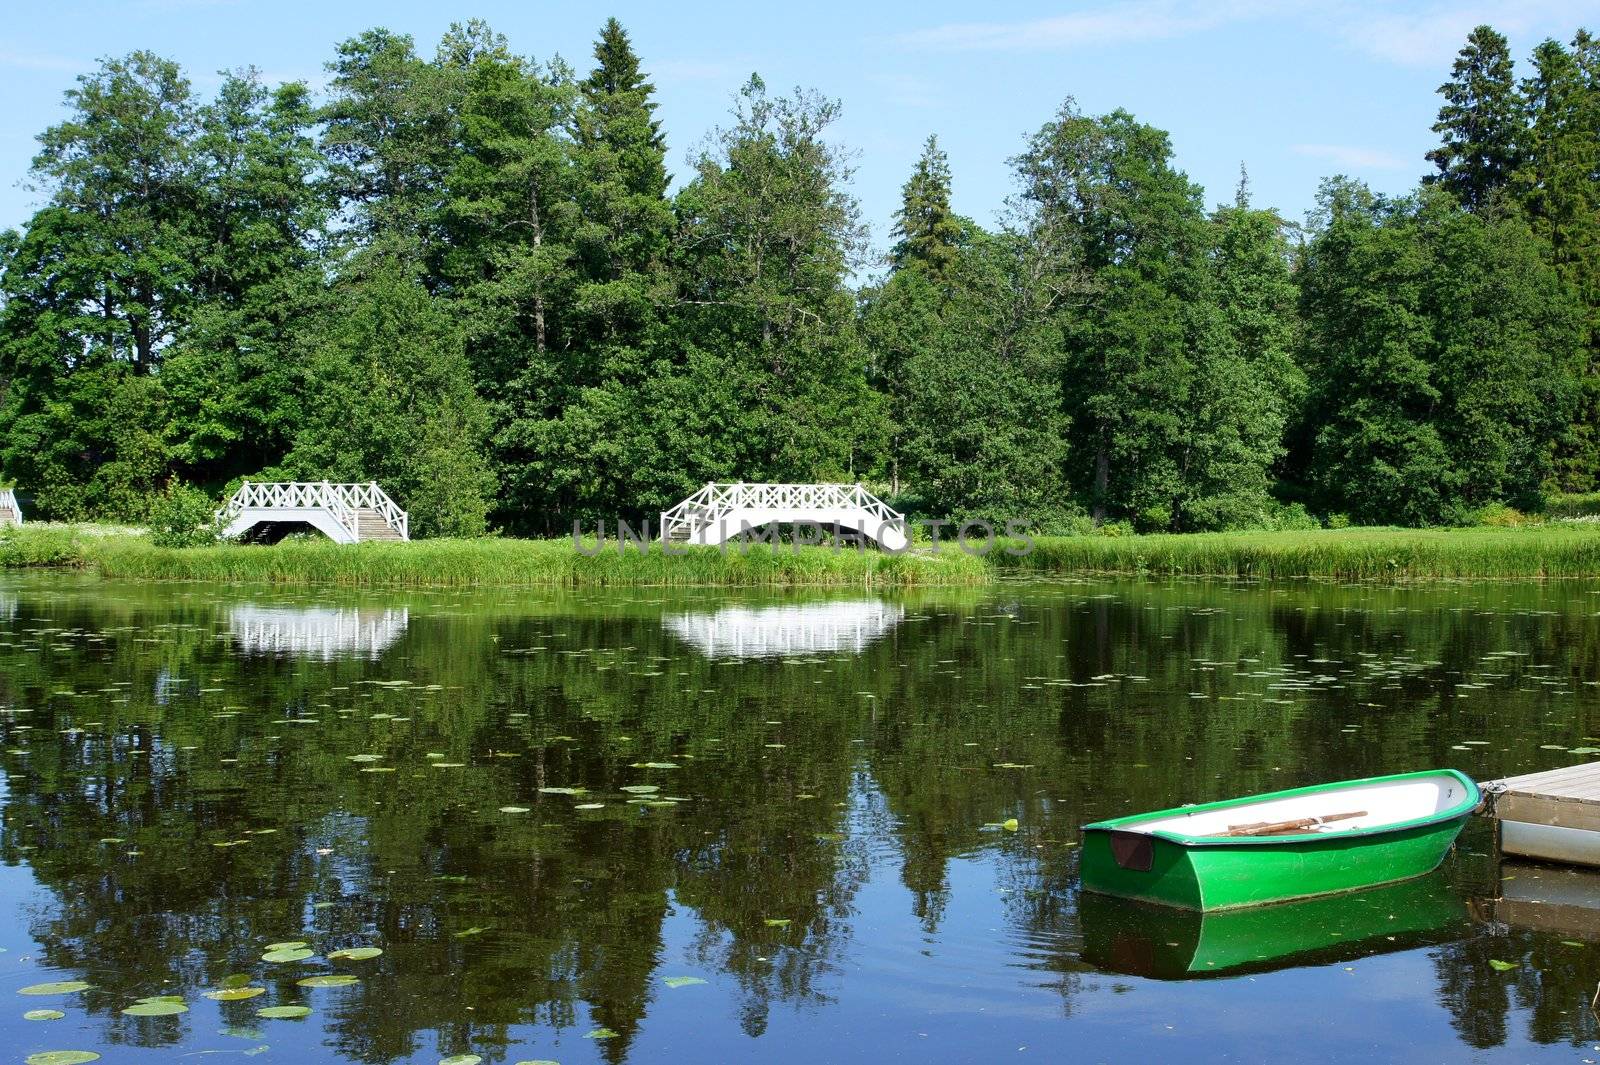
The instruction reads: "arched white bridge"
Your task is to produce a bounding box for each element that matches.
[0,488,22,528]
[659,483,908,550]
[219,481,409,544]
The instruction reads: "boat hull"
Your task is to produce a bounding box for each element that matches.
[1080,770,1478,911]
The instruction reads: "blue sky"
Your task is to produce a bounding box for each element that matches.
[2,0,1595,262]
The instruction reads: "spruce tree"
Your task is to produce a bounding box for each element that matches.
[1426,25,1525,211]
[890,135,962,281]
[1518,32,1600,489]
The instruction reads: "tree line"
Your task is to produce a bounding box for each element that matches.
[0,20,1595,537]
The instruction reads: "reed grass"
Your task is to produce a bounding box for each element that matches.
[7,522,1600,586]
[997,525,1600,580]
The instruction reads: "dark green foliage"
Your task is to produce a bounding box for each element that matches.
[270,260,495,538]
[1297,184,1582,524]
[1516,32,1600,489]
[669,76,882,488]
[1427,25,1525,211]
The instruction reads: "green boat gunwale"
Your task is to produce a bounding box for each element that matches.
[1081,769,1481,847]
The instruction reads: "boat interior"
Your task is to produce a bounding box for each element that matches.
[1124,772,1472,839]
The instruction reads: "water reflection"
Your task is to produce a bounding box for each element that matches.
[3,577,1600,1062]
[229,603,410,660]
[662,598,903,658]
[1080,874,1467,978]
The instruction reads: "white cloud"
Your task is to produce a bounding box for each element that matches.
[1330,0,1596,67]
[896,0,1303,52]
[1292,143,1409,170]
[898,0,1594,66]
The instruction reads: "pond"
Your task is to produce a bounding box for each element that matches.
[2,573,1600,1064]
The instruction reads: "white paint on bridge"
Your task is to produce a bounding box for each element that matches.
[0,488,22,528]
[219,481,409,544]
[659,483,907,550]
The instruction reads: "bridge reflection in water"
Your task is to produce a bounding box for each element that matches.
[228,604,410,660]
[663,599,904,659]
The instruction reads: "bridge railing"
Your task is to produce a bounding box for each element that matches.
[659,482,903,543]
[221,481,408,542]
[0,488,21,525]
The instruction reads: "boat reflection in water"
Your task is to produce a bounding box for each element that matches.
[663,598,904,659]
[1080,872,1467,979]
[1472,862,1600,941]
[228,604,410,660]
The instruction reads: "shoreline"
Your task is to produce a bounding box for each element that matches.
[4,523,1600,588]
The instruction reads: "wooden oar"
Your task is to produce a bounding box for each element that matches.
[1219,810,1367,837]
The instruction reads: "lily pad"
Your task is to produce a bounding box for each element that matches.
[662,976,706,989]
[296,975,359,988]
[763,918,791,928]
[257,1005,312,1020]
[498,806,530,814]
[346,754,383,763]
[585,1028,619,1040]
[1488,959,1518,971]
[1002,818,1020,831]
[619,785,659,795]
[204,987,266,1001]
[264,941,308,951]
[453,926,489,939]
[327,947,383,961]
[575,803,605,810]
[537,787,585,796]
[440,1056,482,1065]
[23,1009,66,1020]
[221,973,254,989]
[25,1053,100,1065]
[19,982,91,996]
[262,948,314,964]
[630,762,679,769]
[122,999,188,1016]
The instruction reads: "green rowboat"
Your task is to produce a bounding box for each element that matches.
[1080,769,1479,911]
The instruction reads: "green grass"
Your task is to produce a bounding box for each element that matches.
[7,522,1600,587]
[997,525,1600,580]
[0,527,988,587]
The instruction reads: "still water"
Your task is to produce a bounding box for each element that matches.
[2,574,1600,1064]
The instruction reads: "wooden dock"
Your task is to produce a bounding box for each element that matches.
[1484,763,1600,866]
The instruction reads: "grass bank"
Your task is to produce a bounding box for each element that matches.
[0,526,987,587]
[7,522,1600,587]
[1000,524,1600,580]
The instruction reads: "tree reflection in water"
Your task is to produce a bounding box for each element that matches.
[2,576,1600,1061]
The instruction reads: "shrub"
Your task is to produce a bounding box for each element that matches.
[1474,502,1532,527]
[147,485,223,548]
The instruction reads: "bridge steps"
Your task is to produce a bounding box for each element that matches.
[356,509,405,541]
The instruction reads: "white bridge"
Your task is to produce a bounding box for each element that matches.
[0,488,21,527]
[659,483,908,550]
[219,481,409,544]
